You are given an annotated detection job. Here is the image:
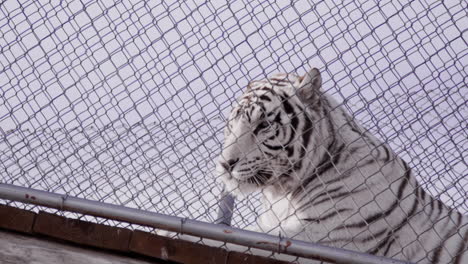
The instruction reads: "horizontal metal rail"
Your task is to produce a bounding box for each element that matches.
[0,183,410,264]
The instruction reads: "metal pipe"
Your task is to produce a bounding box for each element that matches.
[0,184,409,264]
[214,189,235,226]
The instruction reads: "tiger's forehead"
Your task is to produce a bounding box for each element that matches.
[239,73,302,104]
[247,73,303,92]
[230,73,302,121]
[233,89,278,119]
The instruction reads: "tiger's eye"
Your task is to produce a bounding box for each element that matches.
[258,120,270,130]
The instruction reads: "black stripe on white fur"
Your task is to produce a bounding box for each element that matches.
[217,68,467,263]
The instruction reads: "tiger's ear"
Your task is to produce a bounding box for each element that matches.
[246,81,253,92]
[297,68,322,104]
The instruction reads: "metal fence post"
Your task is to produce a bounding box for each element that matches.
[215,188,235,226]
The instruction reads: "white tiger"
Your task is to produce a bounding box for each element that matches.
[216,68,467,263]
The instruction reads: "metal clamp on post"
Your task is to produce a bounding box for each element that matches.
[180,217,187,235]
[60,194,69,211]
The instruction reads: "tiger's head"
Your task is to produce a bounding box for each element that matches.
[217,68,323,197]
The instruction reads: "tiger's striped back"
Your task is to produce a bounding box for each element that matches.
[217,68,467,263]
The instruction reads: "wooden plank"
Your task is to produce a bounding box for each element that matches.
[0,205,36,233]
[129,230,290,264]
[0,206,291,263]
[33,211,132,252]
[0,230,166,264]
[130,230,228,264]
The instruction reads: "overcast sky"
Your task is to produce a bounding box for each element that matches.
[0,0,466,229]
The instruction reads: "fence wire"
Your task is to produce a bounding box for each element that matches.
[0,0,467,263]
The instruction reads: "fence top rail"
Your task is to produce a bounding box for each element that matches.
[0,183,411,264]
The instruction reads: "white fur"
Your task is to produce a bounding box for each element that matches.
[167,69,467,263]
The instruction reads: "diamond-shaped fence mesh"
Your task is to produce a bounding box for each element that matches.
[0,0,466,263]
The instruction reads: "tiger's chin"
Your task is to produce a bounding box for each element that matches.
[217,170,265,198]
[221,177,259,198]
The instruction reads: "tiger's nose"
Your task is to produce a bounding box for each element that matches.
[221,158,240,171]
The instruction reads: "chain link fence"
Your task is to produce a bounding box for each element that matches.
[0,0,466,263]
